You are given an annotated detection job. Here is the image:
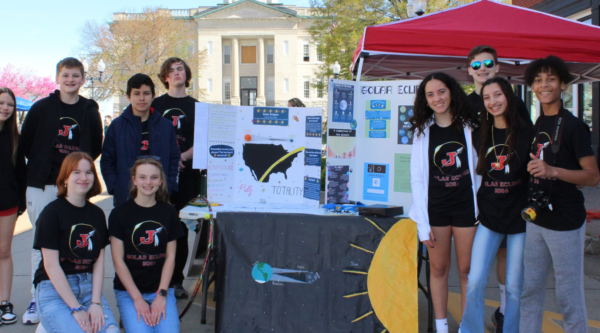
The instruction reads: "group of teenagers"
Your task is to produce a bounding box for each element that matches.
[0,44,598,333]
[0,56,203,332]
[409,45,600,333]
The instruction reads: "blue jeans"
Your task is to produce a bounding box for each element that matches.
[35,273,118,333]
[461,225,525,333]
[114,288,179,333]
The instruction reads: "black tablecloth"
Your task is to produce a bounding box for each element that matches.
[214,212,412,333]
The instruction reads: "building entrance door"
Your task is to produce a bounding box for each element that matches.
[240,77,257,106]
[241,89,257,106]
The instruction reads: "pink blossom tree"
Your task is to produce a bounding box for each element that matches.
[0,64,59,124]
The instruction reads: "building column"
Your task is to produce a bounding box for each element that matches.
[257,37,266,106]
[231,37,240,106]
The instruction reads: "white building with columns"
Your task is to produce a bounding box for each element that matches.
[113,0,327,111]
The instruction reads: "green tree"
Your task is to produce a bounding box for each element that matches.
[308,0,515,87]
[462,83,475,95]
[308,0,406,84]
[426,0,476,12]
[79,7,207,101]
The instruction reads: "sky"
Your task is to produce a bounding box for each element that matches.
[1,0,310,114]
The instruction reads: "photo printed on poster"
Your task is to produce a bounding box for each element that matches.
[327,129,356,159]
[331,84,354,123]
[365,100,391,139]
[363,163,389,202]
[327,165,350,203]
[397,105,414,145]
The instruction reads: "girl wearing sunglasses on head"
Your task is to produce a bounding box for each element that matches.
[409,72,480,333]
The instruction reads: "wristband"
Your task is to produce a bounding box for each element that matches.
[90,302,103,308]
[69,305,86,314]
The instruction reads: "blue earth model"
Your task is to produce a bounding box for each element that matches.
[252,262,273,283]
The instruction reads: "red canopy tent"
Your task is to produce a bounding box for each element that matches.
[351,0,600,84]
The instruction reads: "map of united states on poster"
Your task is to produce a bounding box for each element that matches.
[197,103,322,207]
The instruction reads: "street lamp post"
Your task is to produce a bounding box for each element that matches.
[407,0,428,18]
[593,0,600,162]
[333,61,341,79]
[82,59,106,100]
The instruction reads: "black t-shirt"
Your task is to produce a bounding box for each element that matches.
[476,127,532,234]
[47,99,85,185]
[152,94,202,208]
[108,199,183,293]
[428,124,474,215]
[140,120,150,155]
[0,129,25,211]
[33,198,109,286]
[151,94,198,154]
[468,92,533,128]
[529,107,594,231]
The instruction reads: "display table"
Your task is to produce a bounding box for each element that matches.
[179,202,326,219]
[179,204,326,277]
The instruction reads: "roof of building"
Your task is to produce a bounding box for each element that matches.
[193,0,311,19]
[194,7,220,16]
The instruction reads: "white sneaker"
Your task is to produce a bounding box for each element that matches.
[22,299,39,325]
[35,323,47,333]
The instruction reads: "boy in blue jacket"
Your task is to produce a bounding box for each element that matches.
[101,74,180,207]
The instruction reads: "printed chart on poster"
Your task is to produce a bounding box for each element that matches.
[331,83,354,123]
[195,103,323,207]
[326,79,421,213]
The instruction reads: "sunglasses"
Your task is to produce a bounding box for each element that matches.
[136,155,161,161]
[471,59,495,70]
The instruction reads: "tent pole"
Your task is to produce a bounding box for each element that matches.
[356,57,365,82]
[593,0,600,163]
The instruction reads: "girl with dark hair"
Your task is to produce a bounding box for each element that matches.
[408,72,480,333]
[109,157,183,332]
[288,98,306,107]
[0,87,26,326]
[519,56,600,332]
[461,77,532,333]
[33,152,118,333]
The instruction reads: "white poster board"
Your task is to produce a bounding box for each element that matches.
[325,79,421,214]
[194,103,323,207]
[192,103,209,170]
